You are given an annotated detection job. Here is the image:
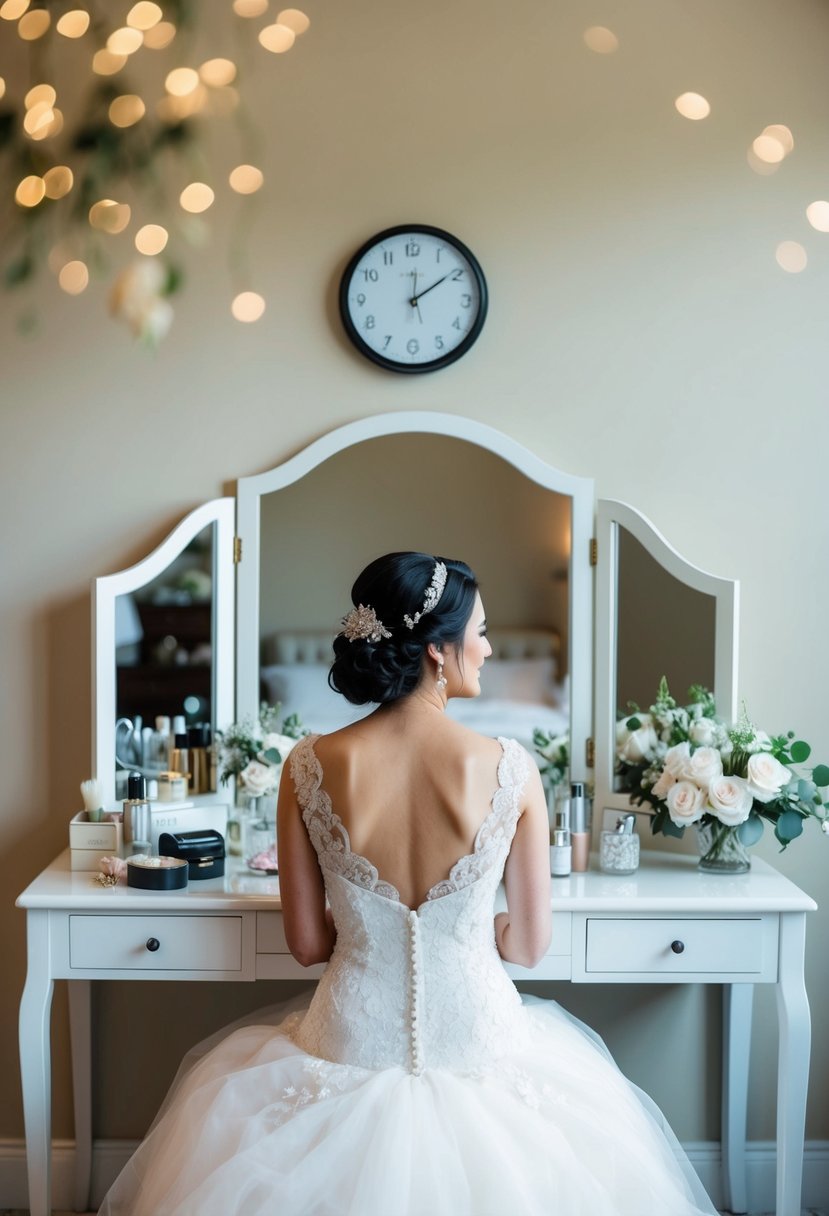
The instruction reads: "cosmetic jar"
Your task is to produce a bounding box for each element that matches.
[127,854,189,891]
[156,771,189,802]
[600,814,640,875]
[550,828,572,877]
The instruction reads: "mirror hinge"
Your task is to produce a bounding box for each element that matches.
[589,538,598,566]
[233,536,242,564]
[586,736,595,767]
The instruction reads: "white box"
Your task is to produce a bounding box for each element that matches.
[69,812,123,854]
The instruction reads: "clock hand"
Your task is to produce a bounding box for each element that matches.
[410,271,423,323]
[410,272,452,304]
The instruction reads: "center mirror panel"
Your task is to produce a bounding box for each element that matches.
[256,434,573,756]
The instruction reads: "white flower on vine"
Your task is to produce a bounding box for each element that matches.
[110,260,174,345]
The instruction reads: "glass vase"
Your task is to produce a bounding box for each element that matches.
[242,793,279,875]
[696,820,751,874]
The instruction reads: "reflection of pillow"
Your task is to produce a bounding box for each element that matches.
[260,663,373,730]
[478,657,558,705]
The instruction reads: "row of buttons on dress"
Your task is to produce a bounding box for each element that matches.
[409,911,423,1076]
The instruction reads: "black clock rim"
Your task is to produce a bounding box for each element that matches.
[338,224,488,375]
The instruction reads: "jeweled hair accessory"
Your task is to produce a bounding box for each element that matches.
[341,604,392,643]
[403,560,448,630]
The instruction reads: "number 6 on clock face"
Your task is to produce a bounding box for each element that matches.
[338,224,488,374]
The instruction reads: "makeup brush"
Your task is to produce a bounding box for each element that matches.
[80,777,105,823]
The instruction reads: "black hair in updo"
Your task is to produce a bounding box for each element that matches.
[329,552,479,706]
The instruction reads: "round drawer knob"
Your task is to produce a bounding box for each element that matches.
[146,937,161,953]
[670,940,685,955]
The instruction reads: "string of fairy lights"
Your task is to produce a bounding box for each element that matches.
[0,0,309,340]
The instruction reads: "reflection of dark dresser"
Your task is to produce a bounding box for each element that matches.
[116,602,212,722]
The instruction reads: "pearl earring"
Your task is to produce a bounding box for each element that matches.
[436,658,447,690]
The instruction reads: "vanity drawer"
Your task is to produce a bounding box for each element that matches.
[584,917,767,975]
[69,914,243,972]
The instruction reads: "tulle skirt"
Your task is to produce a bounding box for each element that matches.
[98,994,717,1216]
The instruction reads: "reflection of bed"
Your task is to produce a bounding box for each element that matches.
[261,629,568,755]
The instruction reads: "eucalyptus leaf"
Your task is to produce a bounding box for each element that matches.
[737,813,764,846]
[790,740,811,763]
[626,716,642,731]
[774,810,804,846]
[660,818,685,839]
[797,778,816,803]
[262,747,282,764]
[812,764,829,788]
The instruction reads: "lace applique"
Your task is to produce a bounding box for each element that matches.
[262,1056,365,1129]
[289,735,530,909]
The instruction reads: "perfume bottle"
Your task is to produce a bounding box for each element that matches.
[123,772,152,856]
[569,781,590,872]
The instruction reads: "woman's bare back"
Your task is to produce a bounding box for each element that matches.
[311,704,506,910]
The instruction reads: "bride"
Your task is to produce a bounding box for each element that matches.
[99,552,717,1215]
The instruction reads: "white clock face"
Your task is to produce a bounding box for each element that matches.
[340,226,487,373]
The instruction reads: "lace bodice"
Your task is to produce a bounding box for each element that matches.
[288,734,532,1074]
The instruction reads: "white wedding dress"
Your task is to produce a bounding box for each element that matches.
[99,735,717,1216]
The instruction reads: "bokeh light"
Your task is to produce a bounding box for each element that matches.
[18,8,50,38]
[93,49,127,75]
[56,10,90,37]
[59,260,90,294]
[583,26,618,54]
[674,92,710,120]
[15,175,45,206]
[232,291,266,322]
[258,22,295,52]
[806,201,829,233]
[135,224,169,254]
[229,164,264,193]
[234,0,268,16]
[166,66,200,95]
[143,20,176,48]
[89,199,131,233]
[127,2,162,30]
[775,242,807,273]
[43,165,74,198]
[199,58,237,86]
[107,26,143,54]
[179,182,215,213]
[277,8,310,34]
[109,94,146,127]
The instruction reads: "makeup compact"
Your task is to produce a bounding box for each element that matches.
[158,829,226,880]
[127,854,189,891]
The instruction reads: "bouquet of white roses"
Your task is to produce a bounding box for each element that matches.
[216,703,307,798]
[616,677,829,850]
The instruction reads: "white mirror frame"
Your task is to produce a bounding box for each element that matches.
[236,411,595,781]
[92,497,237,807]
[593,497,740,824]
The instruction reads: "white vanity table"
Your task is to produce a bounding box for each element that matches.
[18,848,815,1216]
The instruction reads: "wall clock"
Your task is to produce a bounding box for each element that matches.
[338,224,488,373]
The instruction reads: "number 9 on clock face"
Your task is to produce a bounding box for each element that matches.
[338,225,488,374]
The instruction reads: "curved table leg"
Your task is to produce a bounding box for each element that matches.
[721,983,753,1214]
[69,979,92,1212]
[776,912,810,1216]
[19,909,54,1216]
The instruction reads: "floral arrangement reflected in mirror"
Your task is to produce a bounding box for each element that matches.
[0,1,310,342]
[616,678,829,872]
[216,701,306,872]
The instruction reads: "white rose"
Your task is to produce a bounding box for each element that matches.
[746,753,791,804]
[706,774,753,825]
[240,759,278,797]
[689,718,718,747]
[261,733,298,762]
[651,768,677,800]
[680,746,723,788]
[666,780,706,826]
[616,715,659,763]
[822,819,829,836]
[663,742,691,777]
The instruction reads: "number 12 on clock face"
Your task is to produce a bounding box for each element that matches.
[338,225,488,374]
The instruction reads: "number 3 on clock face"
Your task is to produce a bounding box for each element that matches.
[338,225,488,374]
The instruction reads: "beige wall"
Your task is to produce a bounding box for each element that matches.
[2,0,828,1148]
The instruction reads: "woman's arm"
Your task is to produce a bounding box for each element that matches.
[495,760,551,968]
[276,763,337,967]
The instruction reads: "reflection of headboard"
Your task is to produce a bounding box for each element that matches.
[261,627,560,666]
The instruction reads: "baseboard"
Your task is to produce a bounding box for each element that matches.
[0,1138,827,1211]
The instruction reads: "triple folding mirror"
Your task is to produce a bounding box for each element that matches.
[93,412,739,842]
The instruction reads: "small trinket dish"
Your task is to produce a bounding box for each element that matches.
[127,854,189,891]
